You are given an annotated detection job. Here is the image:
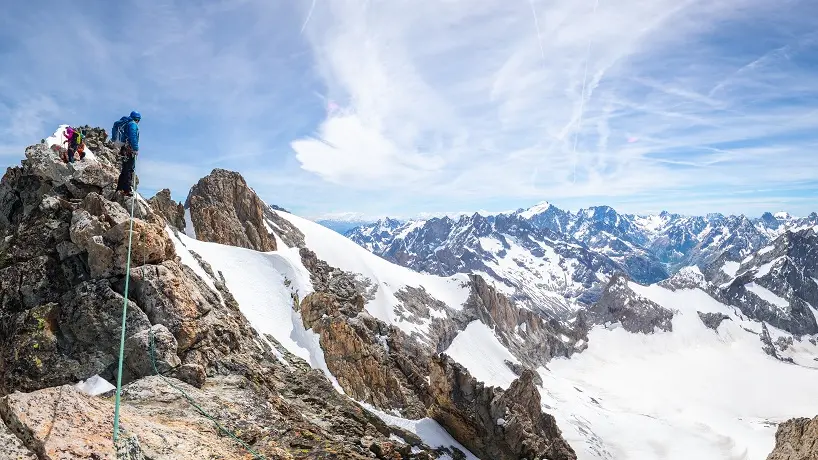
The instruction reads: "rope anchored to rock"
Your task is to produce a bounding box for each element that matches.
[148,329,267,460]
[112,165,138,445]
[110,161,266,459]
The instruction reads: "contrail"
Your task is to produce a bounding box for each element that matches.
[571,0,600,184]
[527,0,547,65]
[300,0,317,35]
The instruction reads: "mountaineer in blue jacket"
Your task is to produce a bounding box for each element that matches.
[115,111,141,196]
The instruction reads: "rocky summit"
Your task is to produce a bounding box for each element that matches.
[185,168,277,252]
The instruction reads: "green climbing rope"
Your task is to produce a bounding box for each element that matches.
[149,329,266,459]
[113,167,138,444]
[110,160,265,459]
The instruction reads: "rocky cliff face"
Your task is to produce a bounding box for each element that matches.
[428,354,576,460]
[766,416,818,460]
[185,168,277,252]
[0,130,487,459]
[714,228,818,336]
[147,188,185,231]
[295,243,580,457]
[589,274,674,334]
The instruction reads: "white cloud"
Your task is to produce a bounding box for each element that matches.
[1,0,815,218]
[291,0,818,211]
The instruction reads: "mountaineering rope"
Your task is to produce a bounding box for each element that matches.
[571,0,600,184]
[148,330,267,459]
[112,162,138,444]
[107,155,265,458]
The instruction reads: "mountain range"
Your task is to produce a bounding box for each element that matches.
[0,125,816,460]
[343,203,818,318]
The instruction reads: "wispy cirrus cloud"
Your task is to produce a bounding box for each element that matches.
[0,0,815,220]
[293,0,818,217]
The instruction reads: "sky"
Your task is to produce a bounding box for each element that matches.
[1,0,817,222]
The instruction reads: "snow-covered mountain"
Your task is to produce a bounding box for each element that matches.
[345,202,816,319]
[183,175,818,459]
[705,227,818,338]
[181,187,818,459]
[348,211,641,318]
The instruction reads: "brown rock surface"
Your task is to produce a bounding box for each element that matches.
[767,416,818,460]
[186,168,276,251]
[428,354,576,460]
[0,376,291,460]
[147,188,185,231]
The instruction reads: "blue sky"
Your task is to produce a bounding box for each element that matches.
[1,0,816,221]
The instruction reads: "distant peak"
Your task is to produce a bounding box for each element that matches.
[519,201,551,219]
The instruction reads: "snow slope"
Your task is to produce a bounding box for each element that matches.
[168,229,345,389]
[168,214,481,457]
[444,320,521,389]
[537,283,818,460]
[276,212,472,338]
[362,404,479,460]
[477,233,588,314]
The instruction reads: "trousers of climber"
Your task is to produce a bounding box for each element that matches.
[115,111,141,197]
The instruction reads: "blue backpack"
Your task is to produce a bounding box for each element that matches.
[110,116,131,148]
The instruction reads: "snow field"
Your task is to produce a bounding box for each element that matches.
[721,261,740,277]
[443,320,521,389]
[519,201,552,219]
[745,282,789,310]
[539,282,818,459]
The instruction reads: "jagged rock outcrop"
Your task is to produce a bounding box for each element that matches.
[298,247,578,457]
[148,188,185,231]
[299,248,428,418]
[185,168,277,251]
[767,416,818,460]
[660,265,709,291]
[698,311,731,331]
[265,206,306,248]
[759,322,795,363]
[711,228,818,337]
[589,274,674,333]
[428,354,576,460]
[459,274,580,367]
